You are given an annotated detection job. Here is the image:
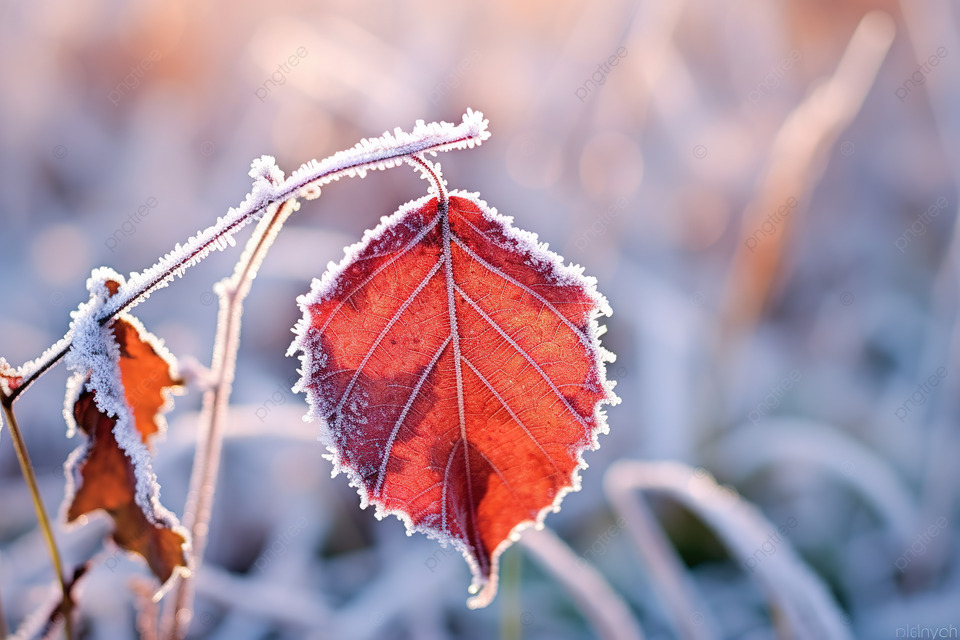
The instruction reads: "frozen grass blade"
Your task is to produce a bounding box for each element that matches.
[519,528,645,640]
[606,460,852,640]
[192,564,330,630]
[317,546,460,640]
[711,419,917,547]
[604,462,718,640]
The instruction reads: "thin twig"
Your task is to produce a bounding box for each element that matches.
[406,154,449,204]
[0,401,74,640]
[160,198,298,639]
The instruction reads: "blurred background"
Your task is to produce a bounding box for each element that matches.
[1,0,958,638]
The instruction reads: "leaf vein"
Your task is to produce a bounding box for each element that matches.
[373,335,451,497]
[455,285,590,430]
[335,258,443,417]
[316,215,441,336]
[462,356,562,476]
[451,235,591,348]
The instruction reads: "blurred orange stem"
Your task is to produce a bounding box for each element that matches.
[1,400,74,640]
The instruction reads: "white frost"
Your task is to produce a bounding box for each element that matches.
[287,109,489,206]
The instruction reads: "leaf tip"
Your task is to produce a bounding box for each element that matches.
[465,572,498,610]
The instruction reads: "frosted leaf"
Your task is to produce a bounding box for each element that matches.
[288,188,617,609]
[64,269,181,521]
[62,267,188,586]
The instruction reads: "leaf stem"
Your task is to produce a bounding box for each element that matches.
[0,401,74,640]
[604,463,718,640]
[406,155,449,207]
[161,198,298,640]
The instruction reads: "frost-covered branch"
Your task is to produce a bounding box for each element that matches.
[160,196,297,640]
[2,110,489,404]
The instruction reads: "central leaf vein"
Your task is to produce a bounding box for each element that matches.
[440,198,481,555]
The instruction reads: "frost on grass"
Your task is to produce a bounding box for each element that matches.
[62,267,188,587]
[288,185,618,609]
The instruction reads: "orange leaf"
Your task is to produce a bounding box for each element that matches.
[63,273,187,588]
[68,390,186,584]
[112,318,180,444]
[291,191,617,607]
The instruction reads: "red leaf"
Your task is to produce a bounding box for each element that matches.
[64,310,187,587]
[291,191,617,607]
